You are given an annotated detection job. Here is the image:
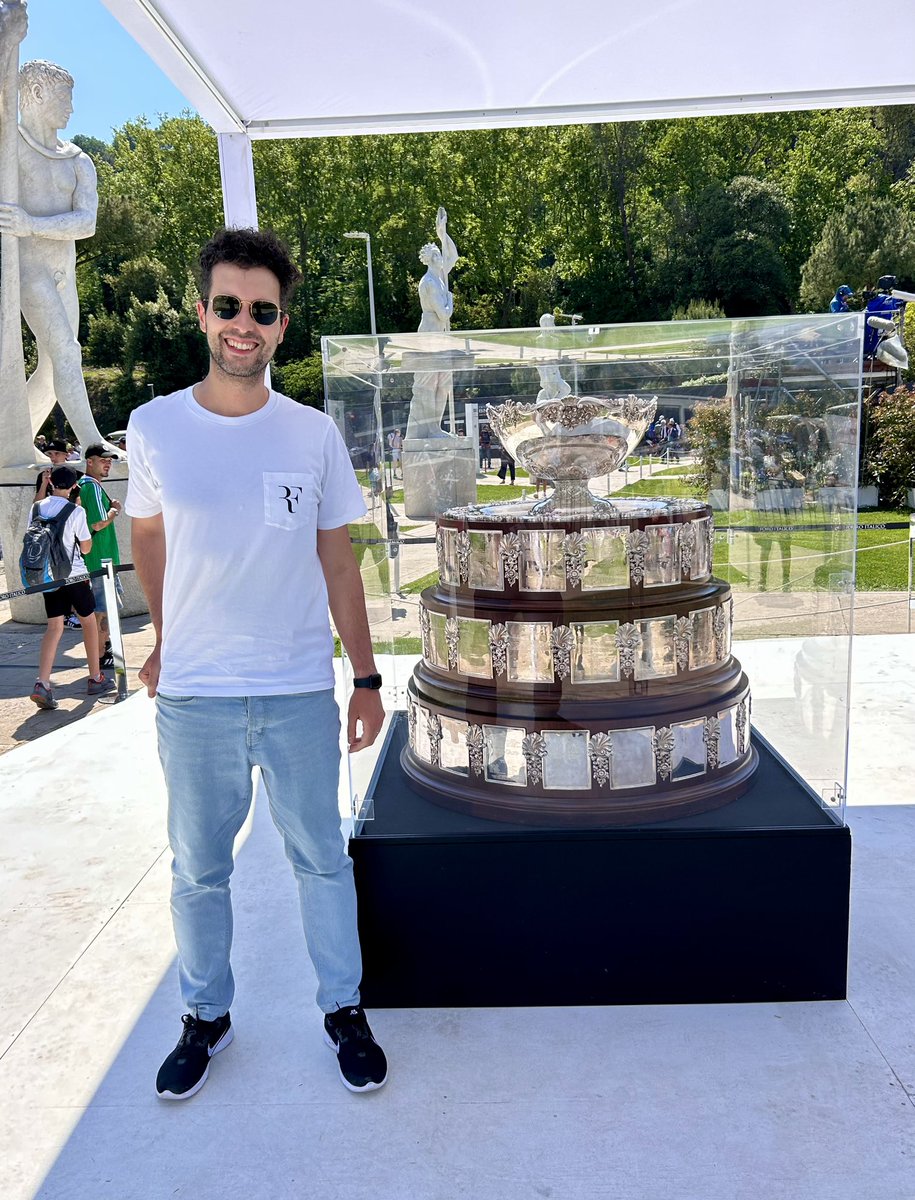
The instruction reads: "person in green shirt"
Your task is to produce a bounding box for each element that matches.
[78,445,122,669]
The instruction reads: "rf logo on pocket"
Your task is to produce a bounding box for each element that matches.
[263,472,316,530]
[279,484,304,513]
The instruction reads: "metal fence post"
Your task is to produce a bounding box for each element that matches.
[101,559,128,702]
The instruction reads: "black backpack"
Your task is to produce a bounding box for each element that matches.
[19,501,76,589]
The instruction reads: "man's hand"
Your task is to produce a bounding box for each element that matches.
[109,499,122,515]
[347,688,384,753]
[0,203,33,238]
[138,643,161,698]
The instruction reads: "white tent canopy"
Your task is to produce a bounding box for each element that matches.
[100,0,915,226]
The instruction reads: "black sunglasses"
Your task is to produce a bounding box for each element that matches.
[204,295,285,326]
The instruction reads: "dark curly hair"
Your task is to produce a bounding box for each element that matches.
[198,227,302,308]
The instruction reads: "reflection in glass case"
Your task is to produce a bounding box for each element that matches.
[325,314,861,830]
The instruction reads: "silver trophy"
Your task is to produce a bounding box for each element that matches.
[487,394,657,515]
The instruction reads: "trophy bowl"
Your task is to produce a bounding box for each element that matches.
[487,393,657,515]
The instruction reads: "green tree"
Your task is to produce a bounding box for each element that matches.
[108,115,222,280]
[274,354,325,408]
[72,133,114,167]
[799,195,915,310]
[658,176,791,316]
[85,312,125,367]
[106,255,176,312]
[123,286,208,396]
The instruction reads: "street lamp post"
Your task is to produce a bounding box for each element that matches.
[343,230,376,336]
[344,228,385,470]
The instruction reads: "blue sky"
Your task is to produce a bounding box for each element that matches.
[20,1,197,141]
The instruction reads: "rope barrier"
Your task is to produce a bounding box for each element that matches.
[0,562,134,605]
[722,521,909,534]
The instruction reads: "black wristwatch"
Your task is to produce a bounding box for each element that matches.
[353,673,383,690]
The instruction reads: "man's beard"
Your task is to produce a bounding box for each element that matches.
[208,335,273,380]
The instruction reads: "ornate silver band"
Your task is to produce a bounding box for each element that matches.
[419,598,734,684]
[406,693,752,792]
[435,516,714,594]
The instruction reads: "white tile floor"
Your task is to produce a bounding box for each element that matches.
[1,637,913,1200]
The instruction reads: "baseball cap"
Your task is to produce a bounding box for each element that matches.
[47,439,69,453]
[50,465,79,489]
[837,285,852,296]
[84,443,116,460]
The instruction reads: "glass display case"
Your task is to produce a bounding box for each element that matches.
[323,313,863,836]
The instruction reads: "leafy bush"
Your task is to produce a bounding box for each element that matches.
[105,254,176,312]
[686,399,731,496]
[123,286,208,396]
[83,367,146,430]
[671,298,726,321]
[273,353,325,408]
[85,312,125,367]
[864,386,915,507]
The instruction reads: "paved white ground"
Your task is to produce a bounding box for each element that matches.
[0,636,913,1200]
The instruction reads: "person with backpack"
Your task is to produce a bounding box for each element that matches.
[78,445,122,670]
[26,465,115,710]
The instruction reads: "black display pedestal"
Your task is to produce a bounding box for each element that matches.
[350,714,850,1008]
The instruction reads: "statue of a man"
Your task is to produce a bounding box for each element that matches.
[535,312,571,403]
[406,207,460,439]
[0,57,120,458]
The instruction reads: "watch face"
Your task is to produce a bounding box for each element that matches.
[355,673,383,689]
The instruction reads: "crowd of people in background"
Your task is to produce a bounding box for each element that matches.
[25,436,126,713]
[646,415,682,449]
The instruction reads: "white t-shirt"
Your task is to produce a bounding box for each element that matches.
[36,497,90,582]
[125,388,367,697]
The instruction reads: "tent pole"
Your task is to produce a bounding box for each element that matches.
[218,131,259,230]
[217,131,273,387]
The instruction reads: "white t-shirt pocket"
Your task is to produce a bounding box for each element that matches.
[262,471,318,532]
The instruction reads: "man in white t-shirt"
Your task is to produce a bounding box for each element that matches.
[127,228,387,1101]
[29,465,114,710]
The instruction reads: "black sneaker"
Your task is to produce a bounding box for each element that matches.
[156,1012,233,1100]
[99,649,115,669]
[323,1006,387,1092]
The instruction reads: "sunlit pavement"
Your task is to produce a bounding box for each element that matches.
[0,638,913,1200]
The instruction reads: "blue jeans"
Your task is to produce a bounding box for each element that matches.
[155,689,362,1019]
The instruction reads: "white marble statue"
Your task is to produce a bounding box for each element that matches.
[0,47,120,466]
[417,206,457,333]
[535,312,571,403]
[406,206,459,439]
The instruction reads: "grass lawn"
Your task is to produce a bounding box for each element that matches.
[386,480,534,508]
[716,508,910,591]
[402,569,440,595]
[334,635,423,657]
[352,484,911,594]
[348,520,391,594]
[611,477,694,499]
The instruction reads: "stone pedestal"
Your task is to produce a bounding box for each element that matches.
[0,465,147,623]
[402,437,476,520]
